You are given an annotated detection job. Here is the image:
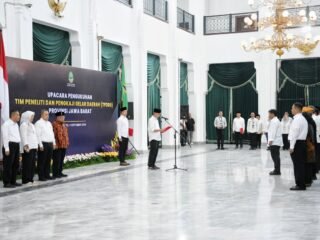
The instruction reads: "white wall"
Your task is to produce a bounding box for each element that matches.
[2,0,320,150]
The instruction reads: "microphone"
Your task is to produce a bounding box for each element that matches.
[161,116,169,120]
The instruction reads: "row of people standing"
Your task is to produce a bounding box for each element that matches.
[213,111,297,150]
[214,111,264,150]
[1,109,69,188]
[267,103,320,190]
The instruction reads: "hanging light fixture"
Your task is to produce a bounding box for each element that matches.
[241,0,320,57]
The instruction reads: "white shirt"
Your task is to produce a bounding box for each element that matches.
[180,119,186,130]
[288,113,308,150]
[257,119,263,134]
[20,122,39,151]
[35,118,56,147]
[1,119,21,152]
[233,117,245,132]
[117,115,129,140]
[312,114,320,143]
[247,118,259,133]
[268,117,283,146]
[148,116,161,141]
[214,116,227,129]
[281,117,292,134]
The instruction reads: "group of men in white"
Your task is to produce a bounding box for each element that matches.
[214,104,320,190]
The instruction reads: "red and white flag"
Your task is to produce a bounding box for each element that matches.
[0,30,9,123]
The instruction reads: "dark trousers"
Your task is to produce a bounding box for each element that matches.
[234,132,243,148]
[52,148,67,177]
[180,130,187,146]
[257,134,262,148]
[270,145,281,173]
[248,133,257,149]
[290,140,306,188]
[216,128,224,149]
[22,149,37,184]
[38,142,53,179]
[305,163,313,185]
[316,143,320,172]
[282,134,290,150]
[118,137,128,163]
[148,140,160,167]
[2,142,20,185]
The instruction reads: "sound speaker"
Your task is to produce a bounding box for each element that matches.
[127,102,134,120]
[180,105,189,119]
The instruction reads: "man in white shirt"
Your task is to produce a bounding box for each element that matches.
[35,109,56,181]
[214,111,227,150]
[288,103,308,191]
[247,112,259,150]
[20,111,38,184]
[256,114,263,149]
[313,108,320,172]
[117,107,130,166]
[1,110,21,188]
[281,112,292,150]
[233,111,245,149]
[148,108,165,170]
[267,109,283,175]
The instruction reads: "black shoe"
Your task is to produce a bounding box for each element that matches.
[312,175,317,180]
[60,173,68,178]
[235,146,238,149]
[46,177,54,180]
[290,186,306,191]
[39,178,47,182]
[120,162,130,166]
[269,171,281,175]
[152,165,160,170]
[216,147,220,150]
[13,183,22,187]
[3,184,15,188]
[306,183,312,188]
[221,147,225,150]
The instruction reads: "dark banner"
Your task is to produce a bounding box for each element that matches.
[7,57,117,155]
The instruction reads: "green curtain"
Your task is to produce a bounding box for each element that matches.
[101,42,128,108]
[101,42,123,73]
[147,53,161,119]
[180,62,188,106]
[206,62,257,143]
[33,23,71,65]
[277,58,320,115]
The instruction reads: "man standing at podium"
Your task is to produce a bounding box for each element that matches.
[148,108,165,170]
[117,107,130,166]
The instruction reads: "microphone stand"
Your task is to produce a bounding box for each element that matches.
[163,118,189,172]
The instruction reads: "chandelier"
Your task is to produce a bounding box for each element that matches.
[241,0,320,57]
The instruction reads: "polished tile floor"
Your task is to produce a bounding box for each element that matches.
[1,144,320,240]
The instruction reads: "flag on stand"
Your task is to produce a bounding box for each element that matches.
[0,30,9,123]
[120,63,128,108]
[0,29,9,159]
